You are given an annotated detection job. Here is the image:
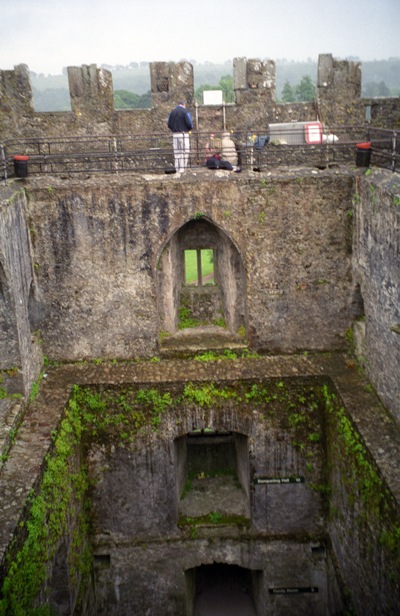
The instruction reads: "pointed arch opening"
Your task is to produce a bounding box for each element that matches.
[157,217,247,350]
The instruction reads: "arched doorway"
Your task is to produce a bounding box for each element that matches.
[186,564,260,616]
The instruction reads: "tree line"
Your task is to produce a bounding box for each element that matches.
[31,58,400,111]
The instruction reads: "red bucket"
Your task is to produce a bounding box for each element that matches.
[13,155,29,178]
[356,143,371,167]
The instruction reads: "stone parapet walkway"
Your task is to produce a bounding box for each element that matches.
[1,353,399,569]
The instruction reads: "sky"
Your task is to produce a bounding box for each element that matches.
[0,0,399,75]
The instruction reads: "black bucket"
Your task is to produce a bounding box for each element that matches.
[356,143,371,167]
[14,155,29,178]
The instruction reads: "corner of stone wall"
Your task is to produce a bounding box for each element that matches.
[0,184,43,400]
[352,172,400,423]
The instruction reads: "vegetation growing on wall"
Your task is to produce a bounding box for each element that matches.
[322,385,400,606]
[1,377,398,612]
[178,300,204,329]
[0,391,91,615]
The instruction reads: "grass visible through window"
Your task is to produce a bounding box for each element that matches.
[184,249,214,285]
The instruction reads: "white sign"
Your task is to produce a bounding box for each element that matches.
[203,90,223,105]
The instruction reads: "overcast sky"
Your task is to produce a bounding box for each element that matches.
[1,0,399,75]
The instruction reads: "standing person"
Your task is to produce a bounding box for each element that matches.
[167,101,193,173]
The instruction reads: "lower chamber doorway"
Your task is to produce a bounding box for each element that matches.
[191,564,258,616]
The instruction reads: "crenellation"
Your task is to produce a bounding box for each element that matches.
[233,58,276,105]
[150,61,194,109]
[0,53,398,142]
[3,64,34,113]
[0,64,35,138]
[67,64,114,119]
[317,54,363,126]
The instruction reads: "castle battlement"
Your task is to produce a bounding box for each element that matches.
[1,54,399,143]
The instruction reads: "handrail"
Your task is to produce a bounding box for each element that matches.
[1,126,398,178]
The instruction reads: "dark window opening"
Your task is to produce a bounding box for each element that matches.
[351,283,365,319]
[94,554,111,569]
[175,431,250,522]
[187,430,236,477]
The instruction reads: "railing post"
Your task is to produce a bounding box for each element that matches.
[1,144,7,182]
[392,130,397,173]
[111,138,118,173]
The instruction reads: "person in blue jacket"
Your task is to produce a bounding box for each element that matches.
[167,102,193,173]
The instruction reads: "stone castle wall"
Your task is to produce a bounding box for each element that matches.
[87,378,333,615]
[20,171,354,361]
[352,170,400,419]
[0,187,42,396]
[0,166,399,422]
[0,51,399,616]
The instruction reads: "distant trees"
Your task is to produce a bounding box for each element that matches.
[219,75,234,103]
[114,90,152,109]
[281,81,296,102]
[281,75,395,102]
[362,81,391,97]
[29,58,400,111]
[114,90,140,108]
[195,74,234,103]
[295,75,316,102]
[32,88,71,112]
[281,75,315,102]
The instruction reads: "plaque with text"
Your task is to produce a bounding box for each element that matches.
[269,587,318,595]
[254,476,305,485]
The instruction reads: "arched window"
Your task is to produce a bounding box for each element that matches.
[157,217,247,338]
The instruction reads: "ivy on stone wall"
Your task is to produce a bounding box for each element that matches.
[0,392,91,616]
[1,377,398,613]
[322,384,400,606]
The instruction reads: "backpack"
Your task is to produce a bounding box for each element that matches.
[206,155,233,171]
[253,135,270,150]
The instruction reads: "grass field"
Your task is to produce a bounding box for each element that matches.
[185,249,214,284]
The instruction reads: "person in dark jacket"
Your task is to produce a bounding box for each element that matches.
[167,102,193,173]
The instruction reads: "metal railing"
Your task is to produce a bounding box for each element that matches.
[365,127,400,173]
[1,126,398,180]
